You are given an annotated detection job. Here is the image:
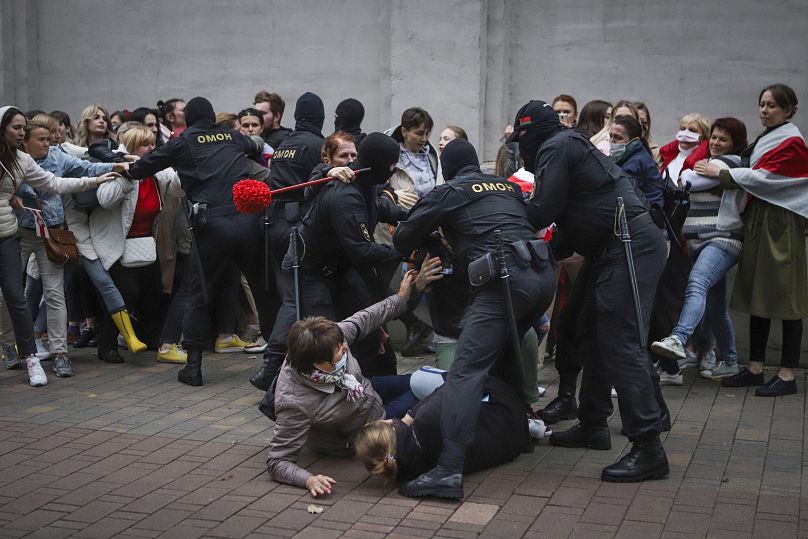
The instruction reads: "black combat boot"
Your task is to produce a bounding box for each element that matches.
[178,349,203,387]
[401,317,433,357]
[550,422,611,450]
[537,394,578,424]
[601,434,668,482]
[249,354,283,391]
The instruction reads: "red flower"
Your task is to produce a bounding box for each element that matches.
[232,179,272,213]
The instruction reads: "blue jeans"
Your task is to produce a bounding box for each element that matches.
[80,256,126,314]
[369,374,418,419]
[672,243,739,365]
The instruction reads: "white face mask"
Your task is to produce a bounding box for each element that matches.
[675,129,701,143]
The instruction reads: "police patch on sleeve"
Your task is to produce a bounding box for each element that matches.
[360,223,371,241]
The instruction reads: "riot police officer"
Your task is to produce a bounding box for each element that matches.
[393,138,556,499]
[254,133,403,386]
[128,96,281,386]
[512,100,670,482]
[250,92,326,390]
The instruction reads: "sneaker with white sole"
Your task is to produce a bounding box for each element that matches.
[699,350,717,371]
[3,345,20,369]
[157,343,188,364]
[537,386,547,398]
[528,418,552,439]
[215,334,250,353]
[26,357,48,387]
[651,335,685,361]
[659,371,684,386]
[243,336,268,354]
[678,348,699,370]
[35,339,52,361]
[53,354,74,378]
[611,388,618,398]
[700,361,739,380]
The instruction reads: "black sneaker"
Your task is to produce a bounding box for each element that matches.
[73,327,96,348]
[402,319,433,357]
[721,367,765,388]
[99,349,124,364]
[754,376,797,397]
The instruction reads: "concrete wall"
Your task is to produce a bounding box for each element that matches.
[2,0,807,160]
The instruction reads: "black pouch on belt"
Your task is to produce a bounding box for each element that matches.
[192,203,208,228]
[468,252,497,287]
[284,201,300,222]
[527,239,551,268]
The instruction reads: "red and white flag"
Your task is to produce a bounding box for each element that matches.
[23,207,49,239]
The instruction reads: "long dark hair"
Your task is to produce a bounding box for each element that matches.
[1,107,25,185]
[576,100,611,138]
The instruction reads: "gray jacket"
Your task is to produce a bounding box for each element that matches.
[267,293,407,487]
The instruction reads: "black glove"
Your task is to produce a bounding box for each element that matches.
[88,139,126,163]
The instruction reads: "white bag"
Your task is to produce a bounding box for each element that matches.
[121,237,156,268]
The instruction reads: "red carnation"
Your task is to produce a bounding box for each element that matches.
[233,179,272,213]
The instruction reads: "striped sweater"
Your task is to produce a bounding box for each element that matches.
[682,155,743,257]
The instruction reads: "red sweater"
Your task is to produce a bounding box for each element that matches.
[128,177,160,237]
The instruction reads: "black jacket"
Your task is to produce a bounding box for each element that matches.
[527,129,649,258]
[393,166,536,263]
[263,126,293,149]
[129,121,258,205]
[395,376,528,480]
[298,179,398,273]
[268,131,324,201]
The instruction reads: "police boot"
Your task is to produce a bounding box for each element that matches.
[550,422,611,450]
[401,317,433,357]
[249,354,283,391]
[399,465,463,499]
[178,349,203,387]
[601,434,669,483]
[537,394,578,424]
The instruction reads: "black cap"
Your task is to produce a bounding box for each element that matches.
[506,100,558,142]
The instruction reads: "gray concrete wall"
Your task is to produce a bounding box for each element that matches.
[2,0,807,160]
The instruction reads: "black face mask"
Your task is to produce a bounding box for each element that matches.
[294,92,325,137]
[440,138,480,182]
[354,132,400,185]
[519,124,562,173]
[184,97,215,127]
[334,98,364,135]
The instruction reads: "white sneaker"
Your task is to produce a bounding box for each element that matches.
[699,350,717,371]
[659,371,684,386]
[26,357,48,387]
[537,386,547,398]
[244,336,268,354]
[528,418,552,439]
[611,387,618,398]
[651,335,685,361]
[678,348,700,370]
[35,339,52,360]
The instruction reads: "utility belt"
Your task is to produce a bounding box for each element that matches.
[467,239,551,288]
[601,211,659,256]
[270,199,306,224]
[188,203,239,228]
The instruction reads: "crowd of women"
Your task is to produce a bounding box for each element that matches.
[0,82,806,495]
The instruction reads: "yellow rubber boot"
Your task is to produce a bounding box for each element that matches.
[111,310,147,353]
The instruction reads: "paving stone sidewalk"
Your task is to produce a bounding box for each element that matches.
[1,346,806,538]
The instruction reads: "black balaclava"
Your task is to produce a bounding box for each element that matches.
[334,98,364,136]
[439,138,480,182]
[294,92,325,137]
[510,100,563,173]
[353,132,400,185]
[184,97,215,127]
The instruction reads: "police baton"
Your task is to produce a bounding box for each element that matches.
[616,197,645,348]
[289,227,302,321]
[181,197,209,305]
[496,230,526,395]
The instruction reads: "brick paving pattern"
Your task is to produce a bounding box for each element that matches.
[1,344,806,538]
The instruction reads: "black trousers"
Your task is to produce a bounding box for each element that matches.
[576,221,669,440]
[440,260,556,449]
[182,213,280,350]
[265,266,396,376]
[0,235,36,357]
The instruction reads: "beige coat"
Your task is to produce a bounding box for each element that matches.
[267,293,407,487]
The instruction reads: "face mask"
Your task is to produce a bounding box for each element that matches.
[610,143,627,161]
[332,353,347,375]
[675,129,700,143]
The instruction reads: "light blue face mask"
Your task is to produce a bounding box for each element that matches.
[332,353,347,375]
[610,143,627,161]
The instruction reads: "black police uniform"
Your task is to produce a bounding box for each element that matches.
[129,97,281,385]
[262,126,293,149]
[393,139,556,496]
[526,126,670,441]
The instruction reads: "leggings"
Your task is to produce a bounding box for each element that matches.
[749,316,803,369]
